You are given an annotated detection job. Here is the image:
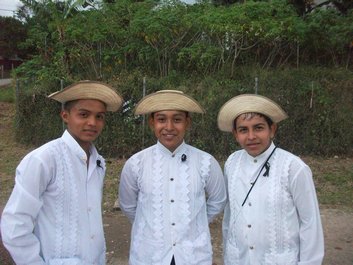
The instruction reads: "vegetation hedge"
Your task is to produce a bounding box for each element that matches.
[14,66,353,158]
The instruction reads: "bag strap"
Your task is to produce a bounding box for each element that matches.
[241,146,277,206]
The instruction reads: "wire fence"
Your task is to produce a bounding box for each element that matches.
[12,69,353,158]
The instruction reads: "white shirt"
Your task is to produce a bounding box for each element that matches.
[222,143,324,265]
[119,141,226,265]
[1,130,106,265]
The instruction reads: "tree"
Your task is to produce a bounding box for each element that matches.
[0,16,27,59]
[16,0,99,78]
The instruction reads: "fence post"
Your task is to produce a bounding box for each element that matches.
[60,79,65,132]
[254,77,258,94]
[142,76,146,147]
[15,79,20,114]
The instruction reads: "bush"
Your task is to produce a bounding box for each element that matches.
[13,66,353,158]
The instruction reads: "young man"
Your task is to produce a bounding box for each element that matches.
[218,94,324,265]
[119,90,227,265]
[1,81,123,264]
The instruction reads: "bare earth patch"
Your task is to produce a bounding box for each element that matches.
[103,208,353,265]
[0,101,352,265]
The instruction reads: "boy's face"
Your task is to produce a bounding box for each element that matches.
[61,99,107,152]
[149,110,190,152]
[233,114,276,157]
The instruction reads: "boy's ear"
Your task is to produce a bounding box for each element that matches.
[232,128,239,143]
[148,115,154,130]
[270,123,277,139]
[60,110,69,124]
[186,116,192,129]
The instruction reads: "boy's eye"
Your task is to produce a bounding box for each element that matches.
[97,114,106,120]
[79,112,88,118]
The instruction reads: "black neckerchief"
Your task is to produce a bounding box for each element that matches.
[241,146,277,207]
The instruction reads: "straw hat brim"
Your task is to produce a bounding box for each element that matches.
[134,90,205,115]
[217,94,288,132]
[48,81,124,112]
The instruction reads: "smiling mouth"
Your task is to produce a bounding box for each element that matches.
[163,134,176,138]
[247,143,259,147]
[84,130,98,134]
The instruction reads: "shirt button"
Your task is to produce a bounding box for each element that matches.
[171,223,175,226]
[250,246,254,250]
[171,199,174,203]
[91,235,95,239]
[170,178,174,181]
[173,243,176,246]
[254,159,257,163]
[248,202,252,206]
[172,154,175,157]
[88,207,92,212]
[247,224,251,228]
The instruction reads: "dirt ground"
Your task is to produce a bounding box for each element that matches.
[0,99,352,265]
[103,207,353,265]
[1,207,353,264]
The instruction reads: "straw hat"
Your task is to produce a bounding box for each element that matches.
[217,94,288,132]
[48,80,124,112]
[134,90,205,115]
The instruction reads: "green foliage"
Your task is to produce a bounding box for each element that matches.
[0,17,28,59]
[13,66,353,158]
[14,79,63,145]
[313,158,353,207]
[8,0,353,157]
[0,84,15,103]
[13,0,353,80]
[303,8,353,65]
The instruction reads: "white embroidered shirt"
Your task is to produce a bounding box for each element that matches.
[119,141,226,265]
[1,130,106,265]
[222,143,324,265]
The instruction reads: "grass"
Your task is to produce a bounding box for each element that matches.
[303,156,353,208]
[102,154,353,212]
[0,84,15,103]
[0,105,31,205]
[103,159,125,211]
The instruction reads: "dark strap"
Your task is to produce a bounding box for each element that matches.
[241,147,277,206]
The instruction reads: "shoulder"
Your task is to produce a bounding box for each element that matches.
[185,144,214,159]
[123,144,156,168]
[225,149,244,164]
[275,148,312,179]
[276,148,308,168]
[128,145,155,160]
[21,138,62,163]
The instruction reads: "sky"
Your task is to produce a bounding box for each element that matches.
[0,0,22,17]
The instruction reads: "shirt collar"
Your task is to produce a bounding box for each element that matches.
[62,130,98,161]
[157,140,187,157]
[244,142,276,164]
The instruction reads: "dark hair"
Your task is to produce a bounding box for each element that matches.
[63,99,107,111]
[150,111,189,118]
[233,112,273,130]
[63,100,78,111]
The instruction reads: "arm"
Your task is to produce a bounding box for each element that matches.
[222,161,230,246]
[118,158,139,223]
[289,162,324,265]
[1,154,49,265]
[205,157,227,223]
